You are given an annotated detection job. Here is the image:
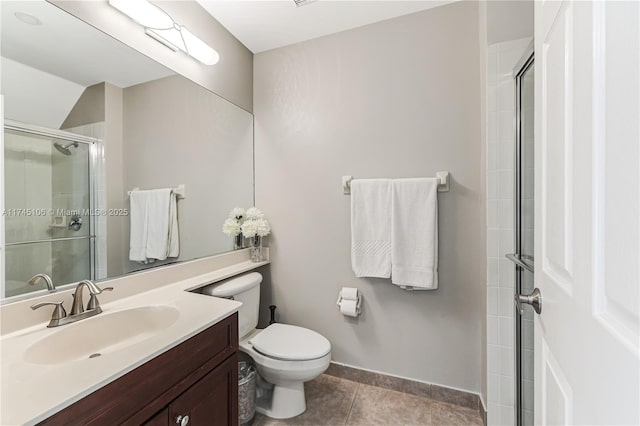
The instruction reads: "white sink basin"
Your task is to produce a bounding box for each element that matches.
[24,306,180,365]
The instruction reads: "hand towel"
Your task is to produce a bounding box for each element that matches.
[145,188,173,261]
[128,190,150,263]
[391,178,438,289]
[351,179,392,278]
[129,189,180,263]
[167,191,180,258]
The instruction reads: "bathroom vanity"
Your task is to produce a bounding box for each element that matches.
[0,251,269,425]
[40,313,238,426]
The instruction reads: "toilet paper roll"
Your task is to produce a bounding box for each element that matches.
[340,299,359,317]
[340,287,359,301]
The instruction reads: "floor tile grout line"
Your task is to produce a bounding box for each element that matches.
[254,414,265,426]
[344,382,360,425]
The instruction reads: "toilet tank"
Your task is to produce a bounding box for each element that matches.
[201,272,262,339]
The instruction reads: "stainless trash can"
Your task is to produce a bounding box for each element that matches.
[238,362,257,425]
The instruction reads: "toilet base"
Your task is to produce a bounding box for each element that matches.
[255,381,306,419]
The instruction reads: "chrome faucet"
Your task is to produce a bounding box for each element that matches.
[28,274,56,292]
[70,280,112,315]
[32,280,113,328]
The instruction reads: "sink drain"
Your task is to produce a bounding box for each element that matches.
[89,353,101,359]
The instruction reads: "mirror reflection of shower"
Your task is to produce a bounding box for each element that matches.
[2,121,101,299]
[53,141,78,156]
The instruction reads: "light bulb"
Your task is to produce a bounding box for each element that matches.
[109,0,173,29]
[181,27,220,66]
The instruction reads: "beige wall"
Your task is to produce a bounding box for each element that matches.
[254,1,485,393]
[49,0,253,112]
[487,0,534,45]
[61,83,105,129]
[104,83,125,277]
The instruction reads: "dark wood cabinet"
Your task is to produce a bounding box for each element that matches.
[168,355,237,426]
[40,313,238,426]
[144,409,169,426]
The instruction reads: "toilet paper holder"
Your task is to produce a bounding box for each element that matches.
[336,289,362,316]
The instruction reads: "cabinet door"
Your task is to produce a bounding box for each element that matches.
[144,408,169,426]
[169,354,238,426]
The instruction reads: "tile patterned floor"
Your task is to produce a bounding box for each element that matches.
[248,374,483,426]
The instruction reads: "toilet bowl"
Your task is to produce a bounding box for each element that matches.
[240,325,331,419]
[202,272,331,419]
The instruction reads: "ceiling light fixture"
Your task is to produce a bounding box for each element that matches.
[108,0,219,66]
[293,0,318,7]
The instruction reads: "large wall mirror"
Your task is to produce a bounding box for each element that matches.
[1,1,254,301]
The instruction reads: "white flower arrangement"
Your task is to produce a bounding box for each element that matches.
[241,207,271,238]
[241,207,270,262]
[240,219,259,238]
[222,207,246,237]
[229,207,245,221]
[222,218,241,237]
[245,207,264,221]
[241,218,271,238]
[256,219,271,237]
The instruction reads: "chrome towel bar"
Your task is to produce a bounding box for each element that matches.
[127,184,186,199]
[342,172,450,195]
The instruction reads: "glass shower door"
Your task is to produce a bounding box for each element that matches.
[516,56,535,426]
[507,49,535,426]
[3,124,95,298]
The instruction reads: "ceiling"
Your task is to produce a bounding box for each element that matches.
[1,0,174,88]
[196,0,457,53]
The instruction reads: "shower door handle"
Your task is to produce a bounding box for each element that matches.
[505,253,534,273]
[68,215,82,231]
[515,288,542,315]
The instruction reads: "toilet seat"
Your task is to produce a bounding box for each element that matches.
[249,323,331,361]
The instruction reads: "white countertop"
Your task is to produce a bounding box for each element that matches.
[0,270,247,425]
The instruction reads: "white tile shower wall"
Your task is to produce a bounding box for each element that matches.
[486,37,531,426]
[3,132,53,296]
[51,140,90,285]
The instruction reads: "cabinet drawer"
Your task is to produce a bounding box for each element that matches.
[40,313,238,425]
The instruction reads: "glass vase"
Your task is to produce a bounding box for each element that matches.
[234,233,244,250]
[250,236,262,262]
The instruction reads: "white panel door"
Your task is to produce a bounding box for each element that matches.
[534,1,639,424]
[0,95,4,298]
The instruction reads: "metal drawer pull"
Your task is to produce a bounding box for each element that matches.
[175,414,189,426]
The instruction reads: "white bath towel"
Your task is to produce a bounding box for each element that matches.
[129,189,180,264]
[351,179,392,278]
[391,178,438,290]
[167,192,179,258]
[129,191,150,263]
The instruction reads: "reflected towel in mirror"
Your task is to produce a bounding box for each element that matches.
[129,189,179,264]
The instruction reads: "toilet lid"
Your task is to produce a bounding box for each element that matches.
[250,323,331,361]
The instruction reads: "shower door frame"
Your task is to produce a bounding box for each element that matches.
[512,46,534,426]
[2,120,100,300]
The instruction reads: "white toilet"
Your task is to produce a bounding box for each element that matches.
[202,272,331,419]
